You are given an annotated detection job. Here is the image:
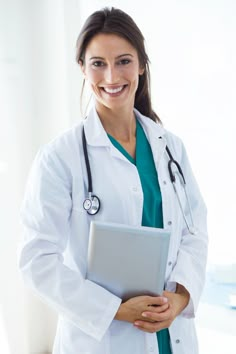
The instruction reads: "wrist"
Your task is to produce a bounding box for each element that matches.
[114,303,126,321]
[175,283,190,312]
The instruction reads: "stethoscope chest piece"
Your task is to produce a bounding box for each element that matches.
[83,194,101,215]
[83,198,92,211]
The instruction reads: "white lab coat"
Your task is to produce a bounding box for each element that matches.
[18,107,208,354]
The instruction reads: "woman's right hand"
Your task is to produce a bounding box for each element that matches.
[114,295,169,323]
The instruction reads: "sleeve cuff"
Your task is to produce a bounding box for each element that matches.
[72,279,122,341]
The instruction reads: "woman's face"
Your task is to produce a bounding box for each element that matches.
[81,33,144,113]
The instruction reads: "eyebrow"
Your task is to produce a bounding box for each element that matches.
[89,54,133,61]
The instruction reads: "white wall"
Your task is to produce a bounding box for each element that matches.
[0,0,82,353]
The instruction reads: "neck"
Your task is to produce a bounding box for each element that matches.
[95,104,136,143]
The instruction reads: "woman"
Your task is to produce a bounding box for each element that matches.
[18,7,208,354]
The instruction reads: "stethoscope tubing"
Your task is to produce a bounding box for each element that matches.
[165,146,195,234]
[82,128,93,194]
[82,126,195,233]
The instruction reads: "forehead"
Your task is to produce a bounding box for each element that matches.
[85,33,138,58]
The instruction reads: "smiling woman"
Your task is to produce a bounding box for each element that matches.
[80,33,144,115]
[79,33,144,155]
[18,6,208,354]
[76,8,160,124]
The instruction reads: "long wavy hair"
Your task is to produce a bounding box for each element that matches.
[76,7,161,123]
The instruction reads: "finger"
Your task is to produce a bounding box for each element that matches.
[141,303,169,320]
[141,308,171,322]
[134,320,171,333]
[146,296,168,307]
[138,317,157,323]
[148,303,169,313]
[134,320,159,333]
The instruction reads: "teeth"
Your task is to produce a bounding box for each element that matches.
[103,86,124,94]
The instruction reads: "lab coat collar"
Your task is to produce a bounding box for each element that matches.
[83,106,110,147]
[133,108,166,140]
[83,106,167,148]
[134,108,167,164]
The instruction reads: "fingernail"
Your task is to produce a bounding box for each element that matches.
[162,297,168,303]
[134,321,140,326]
[142,312,147,317]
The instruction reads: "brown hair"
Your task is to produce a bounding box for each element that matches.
[76,7,161,123]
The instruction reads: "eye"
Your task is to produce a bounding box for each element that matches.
[92,61,105,67]
[118,59,131,65]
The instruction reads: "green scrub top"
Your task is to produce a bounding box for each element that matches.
[108,119,172,354]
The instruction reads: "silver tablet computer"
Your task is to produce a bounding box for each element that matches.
[86,221,170,301]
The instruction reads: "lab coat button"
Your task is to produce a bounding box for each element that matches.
[168,261,172,266]
[149,346,154,352]
[132,187,138,192]
[168,221,172,226]
[163,180,167,185]
[175,339,180,344]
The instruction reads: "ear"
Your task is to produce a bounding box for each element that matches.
[79,60,86,77]
[139,67,145,76]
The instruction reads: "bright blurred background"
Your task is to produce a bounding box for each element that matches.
[0,0,235,353]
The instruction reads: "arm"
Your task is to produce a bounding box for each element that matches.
[166,141,208,318]
[126,139,208,332]
[18,146,121,341]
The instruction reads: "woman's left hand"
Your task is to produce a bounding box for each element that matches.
[133,285,190,333]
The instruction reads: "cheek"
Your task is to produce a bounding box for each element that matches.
[85,69,102,84]
[124,67,140,84]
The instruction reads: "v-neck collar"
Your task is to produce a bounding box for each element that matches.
[107,119,147,166]
[83,106,167,166]
[107,132,136,165]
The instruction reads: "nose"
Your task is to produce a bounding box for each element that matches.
[105,65,119,83]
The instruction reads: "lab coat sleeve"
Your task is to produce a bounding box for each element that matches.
[18,146,121,341]
[165,139,208,318]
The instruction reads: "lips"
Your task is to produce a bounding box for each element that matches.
[101,85,127,95]
[103,86,123,93]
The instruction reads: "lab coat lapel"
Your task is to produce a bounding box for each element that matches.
[83,107,110,148]
[135,109,167,166]
[83,107,131,162]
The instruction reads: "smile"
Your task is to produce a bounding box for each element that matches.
[101,85,127,95]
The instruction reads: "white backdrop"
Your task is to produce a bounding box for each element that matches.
[0,0,235,353]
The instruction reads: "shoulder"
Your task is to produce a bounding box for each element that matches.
[135,109,186,159]
[163,129,186,160]
[30,122,84,183]
[36,121,84,164]
[44,121,83,156]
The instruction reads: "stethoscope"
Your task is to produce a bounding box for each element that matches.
[165,145,195,235]
[82,126,196,234]
[82,127,101,215]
